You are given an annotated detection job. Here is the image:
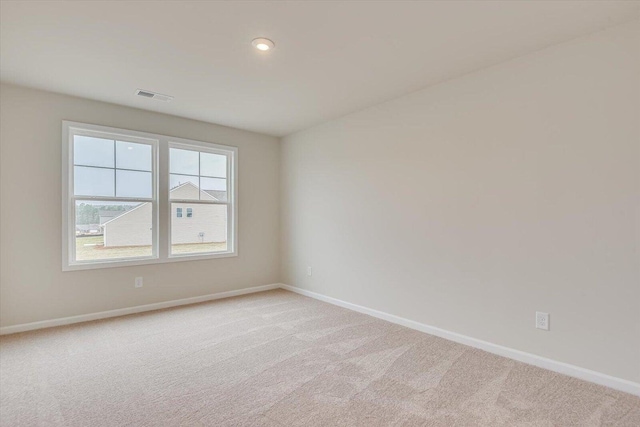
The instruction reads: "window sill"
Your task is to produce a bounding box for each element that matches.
[63,251,237,271]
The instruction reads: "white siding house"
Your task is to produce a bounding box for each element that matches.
[103,203,152,247]
[171,203,226,244]
[103,182,226,247]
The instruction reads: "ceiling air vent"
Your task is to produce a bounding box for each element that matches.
[135,89,173,102]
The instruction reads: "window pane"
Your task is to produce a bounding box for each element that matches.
[200,177,227,202]
[116,141,152,171]
[201,152,226,178]
[75,200,152,261]
[116,170,152,198]
[170,174,200,200]
[74,166,114,197]
[170,148,199,175]
[74,136,114,168]
[171,203,227,255]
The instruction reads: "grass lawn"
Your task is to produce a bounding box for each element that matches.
[76,235,227,260]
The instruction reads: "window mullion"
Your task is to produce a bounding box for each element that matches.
[113,140,117,197]
[229,154,233,251]
[158,139,170,260]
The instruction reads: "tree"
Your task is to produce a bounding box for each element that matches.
[76,203,99,225]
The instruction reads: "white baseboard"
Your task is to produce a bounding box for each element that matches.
[279,284,640,397]
[0,284,280,336]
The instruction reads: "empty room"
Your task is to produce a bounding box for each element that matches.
[0,1,639,425]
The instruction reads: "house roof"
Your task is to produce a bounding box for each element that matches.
[101,202,149,226]
[98,210,127,225]
[203,190,227,202]
[170,181,227,202]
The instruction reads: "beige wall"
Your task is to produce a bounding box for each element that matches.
[281,21,640,383]
[0,84,280,326]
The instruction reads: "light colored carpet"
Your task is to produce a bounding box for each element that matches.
[1,289,638,426]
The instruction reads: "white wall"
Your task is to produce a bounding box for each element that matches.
[0,84,280,327]
[281,20,640,383]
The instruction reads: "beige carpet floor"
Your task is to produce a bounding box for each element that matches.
[1,289,638,426]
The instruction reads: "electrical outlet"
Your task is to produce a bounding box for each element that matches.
[135,277,143,288]
[535,311,549,331]
[307,266,312,277]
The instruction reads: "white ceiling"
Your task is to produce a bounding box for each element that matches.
[1,1,638,137]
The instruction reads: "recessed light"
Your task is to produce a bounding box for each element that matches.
[252,38,274,51]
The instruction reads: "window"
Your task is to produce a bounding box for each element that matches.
[63,122,237,270]
[169,145,229,255]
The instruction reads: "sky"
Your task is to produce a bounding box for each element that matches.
[73,136,227,201]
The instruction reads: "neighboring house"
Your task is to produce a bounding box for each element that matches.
[98,209,127,225]
[76,209,128,236]
[102,182,226,247]
[203,190,227,202]
[76,224,101,234]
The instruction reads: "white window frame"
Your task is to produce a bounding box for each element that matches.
[167,138,236,260]
[62,121,238,271]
